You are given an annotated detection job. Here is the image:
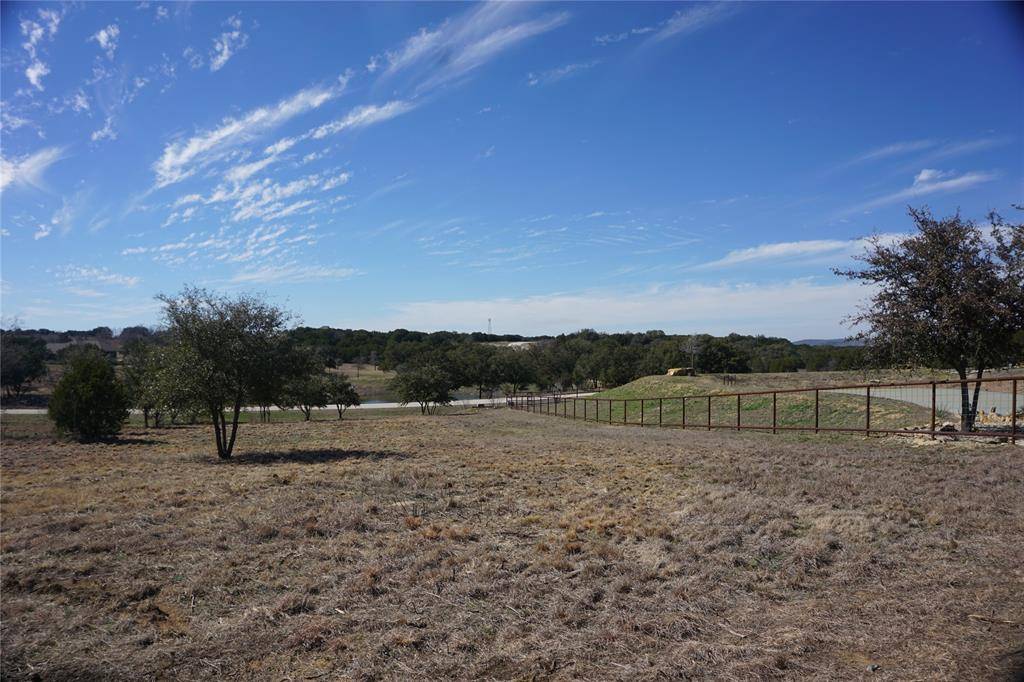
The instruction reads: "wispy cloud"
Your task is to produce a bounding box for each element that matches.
[55,265,140,288]
[229,263,359,284]
[20,7,62,91]
[648,3,738,44]
[311,100,417,139]
[844,169,997,214]
[595,26,655,45]
[840,140,936,167]
[527,60,599,86]
[909,136,1013,167]
[152,75,349,187]
[380,4,570,95]
[90,24,120,60]
[91,116,117,143]
[833,136,1012,174]
[0,147,65,192]
[210,14,249,71]
[694,238,866,270]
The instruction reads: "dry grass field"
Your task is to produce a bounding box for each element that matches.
[2,410,1022,680]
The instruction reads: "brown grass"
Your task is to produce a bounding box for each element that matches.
[2,411,1022,680]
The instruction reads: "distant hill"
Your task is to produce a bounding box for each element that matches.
[794,338,864,347]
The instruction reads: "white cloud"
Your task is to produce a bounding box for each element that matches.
[210,14,249,72]
[91,116,117,143]
[595,26,655,45]
[224,155,278,184]
[1,110,33,131]
[90,24,120,60]
[381,4,570,95]
[66,287,106,298]
[846,169,997,214]
[152,77,347,187]
[230,263,358,284]
[361,279,870,338]
[0,147,64,191]
[321,171,351,190]
[20,9,61,91]
[183,46,204,69]
[835,137,1011,174]
[310,100,417,140]
[526,60,599,86]
[70,89,91,112]
[55,265,140,287]
[650,3,737,43]
[25,60,51,91]
[695,239,860,270]
[844,140,936,166]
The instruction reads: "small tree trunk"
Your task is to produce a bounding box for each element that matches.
[969,367,985,430]
[958,366,972,432]
[211,407,227,459]
[223,399,242,457]
[302,405,312,421]
[336,405,344,420]
[143,407,150,428]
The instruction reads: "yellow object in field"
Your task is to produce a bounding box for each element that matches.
[666,367,696,377]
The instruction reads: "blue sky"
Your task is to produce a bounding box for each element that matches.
[1,1,1022,338]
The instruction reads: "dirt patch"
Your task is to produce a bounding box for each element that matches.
[2,411,1022,680]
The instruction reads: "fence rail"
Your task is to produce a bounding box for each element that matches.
[507,376,1021,443]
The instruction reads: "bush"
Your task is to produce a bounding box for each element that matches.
[48,347,130,440]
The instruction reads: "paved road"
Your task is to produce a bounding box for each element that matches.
[832,386,1016,416]
[0,394,595,417]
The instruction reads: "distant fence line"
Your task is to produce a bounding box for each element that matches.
[507,376,1021,443]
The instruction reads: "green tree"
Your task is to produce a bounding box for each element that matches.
[122,338,159,427]
[48,346,130,440]
[158,287,295,458]
[837,207,1023,430]
[451,342,500,398]
[1,332,48,398]
[278,363,331,421]
[696,338,751,374]
[391,363,456,414]
[326,373,360,419]
[493,349,536,395]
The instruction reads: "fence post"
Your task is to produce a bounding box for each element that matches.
[814,389,819,434]
[1012,379,1017,445]
[682,396,686,429]
[641,399,644,426]
[772,392,777,434]
[659,398,663,427]
[584,399,587,421]
[736,394,741,431]
[931,382,936,440]
[608,400,612,424]
[623,400,627,424]
[707,396,712,431]
[865,386,871,436]
[573,398,576,420]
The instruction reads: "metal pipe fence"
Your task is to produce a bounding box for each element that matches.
[507,376,1022,443]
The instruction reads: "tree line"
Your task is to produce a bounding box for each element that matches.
[3,206,1020,447]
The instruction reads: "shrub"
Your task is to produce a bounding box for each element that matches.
[48,346,130,440]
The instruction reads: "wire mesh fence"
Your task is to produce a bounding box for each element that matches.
[508,376,1022,442]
